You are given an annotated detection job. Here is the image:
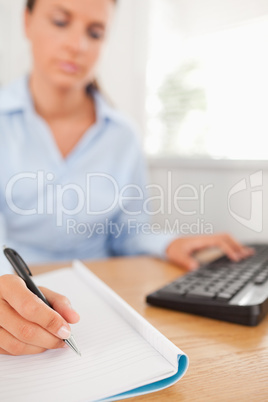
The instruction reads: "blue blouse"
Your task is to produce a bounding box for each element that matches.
[0,76,174,274]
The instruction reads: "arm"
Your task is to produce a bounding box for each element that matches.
[107,127,254,268]
[107,137,175,258]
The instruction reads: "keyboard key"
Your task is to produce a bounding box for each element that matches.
[186,288,216,298]
[147,243,268,325]
[216,292,232,301]
[240,272,254,281]
[254,274,268,285]
[207,284,223,291]
[225,284,242,294]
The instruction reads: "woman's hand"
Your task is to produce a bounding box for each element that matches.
[166,233,255,271]
[0,275,80,355]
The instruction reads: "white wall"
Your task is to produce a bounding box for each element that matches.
[98,0,149,132]
[0,0,30,85]
[148,161,268,243]
[169,0,268,36]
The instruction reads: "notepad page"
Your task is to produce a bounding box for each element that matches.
[73,261,184,370]
[0,266,177,402]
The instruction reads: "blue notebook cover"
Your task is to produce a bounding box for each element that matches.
[102,354,188,401]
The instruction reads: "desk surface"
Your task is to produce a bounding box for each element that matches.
[31,257,268,402]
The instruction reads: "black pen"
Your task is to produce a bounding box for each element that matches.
[3,246,81,356]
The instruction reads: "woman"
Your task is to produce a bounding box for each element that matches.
[0,0,253,355]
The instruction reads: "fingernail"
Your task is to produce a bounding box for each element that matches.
[57,326,71,340]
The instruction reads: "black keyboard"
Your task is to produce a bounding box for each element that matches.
[146,244,268,326]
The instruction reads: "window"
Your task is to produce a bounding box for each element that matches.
[145,0,268,159]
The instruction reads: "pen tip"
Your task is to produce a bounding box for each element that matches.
[2,245,7,251]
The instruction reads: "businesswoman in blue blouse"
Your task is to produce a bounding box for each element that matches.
[0,0,253,355]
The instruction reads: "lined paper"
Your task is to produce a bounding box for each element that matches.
[0,263,184,402]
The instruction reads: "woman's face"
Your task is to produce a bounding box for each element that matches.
[25,0,115,90]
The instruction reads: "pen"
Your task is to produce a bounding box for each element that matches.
[3,246,81,357]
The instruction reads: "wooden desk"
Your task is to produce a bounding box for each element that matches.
[31,257,268,402]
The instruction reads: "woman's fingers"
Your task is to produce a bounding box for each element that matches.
[174,255,199,271]
[166,240,199,270]
[0,275,72,340]
[40,287,80,324]
[187,234,254,261]
[207,234,255,261]
[0,274,80,355]
[166,234,255,271]
[0,347,10,355]
[0,327,48,356]
[215,237,241,261]
[0,299,65,350]
[220,234,254,259]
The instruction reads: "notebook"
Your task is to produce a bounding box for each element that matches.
[0,261,188,402]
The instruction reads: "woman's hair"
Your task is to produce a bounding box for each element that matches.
[25,0,116,93]
[26,0,35,11]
